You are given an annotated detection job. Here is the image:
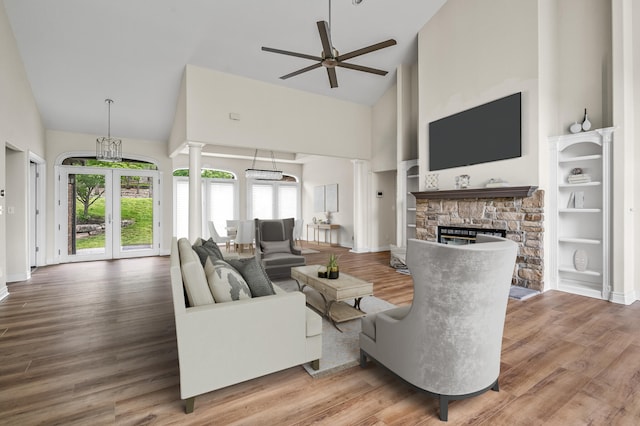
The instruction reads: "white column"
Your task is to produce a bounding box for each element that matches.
[351,159,371,253]
[188,142,204,242]
[611,0,637,303]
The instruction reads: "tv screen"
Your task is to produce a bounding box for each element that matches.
[428,92,521,171]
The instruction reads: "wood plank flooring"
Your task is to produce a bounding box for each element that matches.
[1,244,640,425]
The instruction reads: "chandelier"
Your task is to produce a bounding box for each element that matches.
[96,99,122,162]
[245,149,283,180]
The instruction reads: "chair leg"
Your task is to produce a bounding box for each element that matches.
[310,359,320,370]
[492,380,499,392]
[185,397,195,414]
[359,350,368,367]
[439,396,448,421]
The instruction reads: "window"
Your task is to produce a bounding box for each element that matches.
[173,169,237,239]
[248,176,300,220]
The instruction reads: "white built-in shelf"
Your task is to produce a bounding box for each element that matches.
[407,224,416,228]
[549,127,614,301]
[559,237,601,245]
[559,208,601,213]
[407,174,419,179]
[559,154,602,163]
[559,266,602,277]
[407,207,416,211]
[559,182,601,188]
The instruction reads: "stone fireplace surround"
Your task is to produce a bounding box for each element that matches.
[413,186,544,291]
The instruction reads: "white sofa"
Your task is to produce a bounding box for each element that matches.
[170,237,322,413]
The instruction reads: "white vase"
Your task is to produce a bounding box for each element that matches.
[582,109,591,131]
[569,122,582,134]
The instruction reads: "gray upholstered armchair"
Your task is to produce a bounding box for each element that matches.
[359,235,518,421]
[254,218,306,280]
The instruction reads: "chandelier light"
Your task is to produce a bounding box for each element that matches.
[96,99,122,162]
[245,149,283,180]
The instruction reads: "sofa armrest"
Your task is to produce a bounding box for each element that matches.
[173,290,311,399]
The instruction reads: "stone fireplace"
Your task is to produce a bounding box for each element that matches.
[413,186,544,291]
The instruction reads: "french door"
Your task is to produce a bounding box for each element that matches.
[58,167,160,262]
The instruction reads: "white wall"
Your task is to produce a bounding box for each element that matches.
[181,65,372,160]
[634,0,640,296]
[0,0,46,293]
[301,156,354,248]
[371,83,397,172]
[44,130,173,260]
[417,0,539,191]
[370,170,397,251]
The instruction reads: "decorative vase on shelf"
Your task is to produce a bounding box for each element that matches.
[581,108,591,131]
[569,121,582,134]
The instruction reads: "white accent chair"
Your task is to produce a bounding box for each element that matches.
[359,235,518,421]
[234,220,255,254]
[207,221,231,252]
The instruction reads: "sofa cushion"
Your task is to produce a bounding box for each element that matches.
[261,239,291,255]
[261,252,306,267]
[204,258,252,303]
[227,257,275,297]
[192,238,224,265]
[178,238,214,306]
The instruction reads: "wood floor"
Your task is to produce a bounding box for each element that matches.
[1,244,640,425]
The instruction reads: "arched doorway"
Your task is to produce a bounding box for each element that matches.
[56,156,161,262]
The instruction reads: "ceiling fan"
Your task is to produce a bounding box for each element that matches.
[261,1,396,88]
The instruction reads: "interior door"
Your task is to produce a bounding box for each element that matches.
[59,167,159,262]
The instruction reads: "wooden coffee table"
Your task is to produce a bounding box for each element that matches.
[290,265,373,331]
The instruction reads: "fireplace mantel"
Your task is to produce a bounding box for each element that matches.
[412,185,538,200]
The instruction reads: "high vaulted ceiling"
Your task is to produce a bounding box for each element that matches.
[4,0,446,142]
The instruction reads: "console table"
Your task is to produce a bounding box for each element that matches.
[306,223,340,246]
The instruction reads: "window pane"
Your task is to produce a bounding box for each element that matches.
[208,181,235,238]
[278,185,298,219]
[175,180,189,239]
[252,184,273,219]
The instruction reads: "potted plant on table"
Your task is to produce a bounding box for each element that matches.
[327,253,340,279]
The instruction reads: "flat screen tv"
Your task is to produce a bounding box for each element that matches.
[428,92,521,171]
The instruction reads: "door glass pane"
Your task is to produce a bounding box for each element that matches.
[278,185,298,219]
[208,181,235,239]
[175,180,189,239]
[68,173,106,255]
[251,184,273,219]
[120,174,154,251]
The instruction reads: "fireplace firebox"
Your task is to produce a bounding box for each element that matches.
[437,226,506,245]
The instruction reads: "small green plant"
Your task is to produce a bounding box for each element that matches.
[327,253,340,271]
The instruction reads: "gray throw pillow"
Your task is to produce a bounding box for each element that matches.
[227,256,275,297]
[261,239,291,255]
[204,258,252,303]
[192,238,224,265]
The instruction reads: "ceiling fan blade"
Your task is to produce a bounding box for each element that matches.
[317,21,333,57]
[337,39,397,62]
[327,67,338,88]
[262,46,322,62]
[336,62,388,76]
[280,62,323,80]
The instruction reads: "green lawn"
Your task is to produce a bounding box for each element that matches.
[76,197,153,249]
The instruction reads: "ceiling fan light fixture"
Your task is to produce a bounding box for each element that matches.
[96,99,122,162]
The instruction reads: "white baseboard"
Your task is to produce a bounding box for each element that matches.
[0,286,9,302]
[370,245,391,253]
[610,290,637,305]
[7,271,29,283]
[349,247,370,254]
